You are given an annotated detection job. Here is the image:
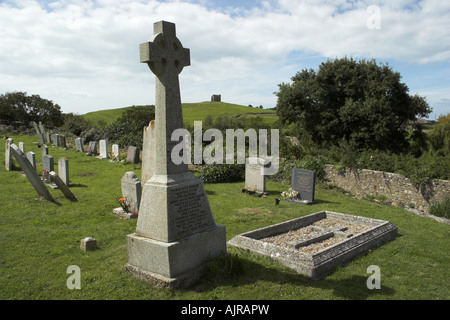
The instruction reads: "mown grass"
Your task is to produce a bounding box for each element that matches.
[82,101,277,127]
[1,134,449,300]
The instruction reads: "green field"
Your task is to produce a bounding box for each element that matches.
[1,134,449,301]
[82,101,277,127]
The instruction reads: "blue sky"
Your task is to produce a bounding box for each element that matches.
[0,0,449,120]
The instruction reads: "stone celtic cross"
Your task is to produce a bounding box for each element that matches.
[140,21,190,176]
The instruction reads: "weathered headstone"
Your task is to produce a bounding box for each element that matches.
[75,138,83,152]
[49,171,76,201]
[126,146,140,164]
[99,139,108,159]
[290,168,316,203]
[37,133,45,145]
[58,158,69,186]
[27,151,36,170]
[141,120,156,184]
[244,157,269,195]
[45,132,51,144]
[19,142,25,153]
[39,122,47,142]
[113,171,141,219]
[126,21,226,288]
[5,138,13,171]
[88,141,98,156]
[80,237,97,251]
[9,143,54,202]
[59,135,67,149]
[42,155,54,182]
[53,134,60,147]
[41,144,48,161]
[111,144,120,161]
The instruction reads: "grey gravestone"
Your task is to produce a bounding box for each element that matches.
[45,132,51,144]
[43,155,54,182]
[99,139,108,159]
[141,120,156,184]
[126,146,140,164]
[88,141,98,156]
[244,157,269,195]
[58,158,69,186]
[290,168,316,203]
[19,142,25,153]
[80,237,97,251]
[10,143,54,202]
[27,151,36,170]
[111,144,120,161]
[5,138,13,171]
[75,138,83,152]
[39,122,47,142]
[113,171,141,219]
[59,135,67,149]
[53,134,60,147]
[32,121,41,136]
[41,144,48,161]
[126,21,226,288]
[49,171,77,201]
[37,133,45,145]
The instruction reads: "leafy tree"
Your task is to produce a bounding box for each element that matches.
[428,113,450,156]
[275,57,431,152]
[107,105,155,148]
[63,113,92,136]
[0,91,64,127]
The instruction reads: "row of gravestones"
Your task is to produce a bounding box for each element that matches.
[74,137,141,164]
[243,156,316,204]
[4,138,76,202]
[31,121,68,149]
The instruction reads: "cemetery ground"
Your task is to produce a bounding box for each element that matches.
[1,134,449,300]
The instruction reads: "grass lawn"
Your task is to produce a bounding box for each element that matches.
[1,134,449,300]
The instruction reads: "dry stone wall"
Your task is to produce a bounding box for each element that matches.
[324,165,450,213]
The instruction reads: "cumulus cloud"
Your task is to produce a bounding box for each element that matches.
[0,0,449,114]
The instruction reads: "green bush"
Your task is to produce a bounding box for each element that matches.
[272,155,326,182]
[429,197,450,219]
[198,163,245,183]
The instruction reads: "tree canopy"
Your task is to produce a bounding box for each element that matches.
[0,91,64,127]
[275,57,431,152]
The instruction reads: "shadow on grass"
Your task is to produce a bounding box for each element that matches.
[69,183,88,188]
[192,252,395,300]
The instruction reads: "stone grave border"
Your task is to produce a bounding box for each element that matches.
[228,211,398,280]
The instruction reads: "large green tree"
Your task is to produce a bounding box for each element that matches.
[0,91,64,127]
[275,57,431,152]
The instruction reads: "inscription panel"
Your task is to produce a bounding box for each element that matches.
[168,182,214,239]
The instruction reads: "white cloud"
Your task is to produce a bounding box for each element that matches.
[0,0,449,114]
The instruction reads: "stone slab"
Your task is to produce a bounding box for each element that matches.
[49,171,77,201]
[228,211,398,280]
[291,168,316,202]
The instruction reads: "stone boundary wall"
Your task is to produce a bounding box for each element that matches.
[324,165,450,214]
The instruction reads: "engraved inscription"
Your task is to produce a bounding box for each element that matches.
[169,183,214,239]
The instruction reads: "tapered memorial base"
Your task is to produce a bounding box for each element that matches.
[126,224,226,288]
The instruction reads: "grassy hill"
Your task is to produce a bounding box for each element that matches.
[82,101,278,127]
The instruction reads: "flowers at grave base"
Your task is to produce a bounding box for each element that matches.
[118,197,130,213]
[41,169,50,182]
[281,188,299,200]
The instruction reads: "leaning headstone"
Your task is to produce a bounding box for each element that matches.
[111,144,120,161]
[58,158,69,186]
[244,157,269,195]
[19,142,25,153]
[42,155,54,183]
[5,138,13,171]
[32,121,41,136]
[45,132,51,144]
[99,140,108,159]
[27,151,36,170]
[49,171,77,201]
[9,143,54,202]
[39,122,47,142]
[141,120,156,184]
[75,138,84,152]
[37,133,45,145]
[126,146,140,164]
[41,144,48,161]
[290,168,316,204]
[126,21,226,288]
[113,171,141,219]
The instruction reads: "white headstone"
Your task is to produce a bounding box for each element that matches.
[99,140,108,159]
